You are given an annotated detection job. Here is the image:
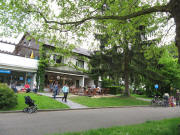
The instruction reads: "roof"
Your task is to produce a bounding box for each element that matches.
[72,48,91,57]
[0,41,15,54]
[39,36,92,57]
[0,33,92,57]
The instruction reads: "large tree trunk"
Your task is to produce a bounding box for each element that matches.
[124,50,130,96]
[170,0,180,63]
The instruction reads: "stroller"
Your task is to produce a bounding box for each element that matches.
[23,96,38,113]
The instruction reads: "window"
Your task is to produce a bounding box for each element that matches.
[53,54,63,64]
[76,60,84,69]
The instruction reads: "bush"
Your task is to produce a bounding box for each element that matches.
[0,83,17,109]
[136,88,145,95]
[108,86,125,95]
[101,79,115,88]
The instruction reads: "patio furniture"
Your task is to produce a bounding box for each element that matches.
[101,88,110,95]
[72,88,79,95]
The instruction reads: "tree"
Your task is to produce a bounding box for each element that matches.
[0,0,180,63]
[0,0,177,61]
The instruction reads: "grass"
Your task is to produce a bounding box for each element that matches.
[1,93,69,111]
[131,94,153,99]
[51,117,180,135]
[69,96,150,107]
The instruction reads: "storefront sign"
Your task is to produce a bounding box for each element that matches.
[0,70,11,74]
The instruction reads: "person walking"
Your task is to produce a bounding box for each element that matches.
[53,81,59,99]
[11,81,17,93]
[62,84,69,102]
[163,93,169,107]
[33,83,38,93]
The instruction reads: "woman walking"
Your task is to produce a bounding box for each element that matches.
[62,84,69,102]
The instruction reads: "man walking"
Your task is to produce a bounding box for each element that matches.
[62,84,69,102]
[53,81,59,99]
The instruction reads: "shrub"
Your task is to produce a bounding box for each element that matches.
[101,79,115,88]
[136,88,145,95]
[108,86,125,95]
[0,83,17,109]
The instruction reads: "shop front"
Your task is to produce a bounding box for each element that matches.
[0,69,35,90]
[0,53,38,90]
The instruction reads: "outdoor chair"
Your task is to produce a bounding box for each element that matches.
[72,88,79,95]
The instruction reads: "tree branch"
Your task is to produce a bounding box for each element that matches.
[27,4,170,26]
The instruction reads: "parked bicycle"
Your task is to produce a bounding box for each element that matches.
[151,96,164,106]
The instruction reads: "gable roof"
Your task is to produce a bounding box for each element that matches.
[72,48,91,57]
[0,33,92,57]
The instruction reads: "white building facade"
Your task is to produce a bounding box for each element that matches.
[0,36,94,91]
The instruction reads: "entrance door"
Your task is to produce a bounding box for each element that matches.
[76,80,79,88]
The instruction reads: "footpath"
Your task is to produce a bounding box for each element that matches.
[38,92,88,109]
[136,97,151,102]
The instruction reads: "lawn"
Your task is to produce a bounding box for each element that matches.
[1,93,69,111]
[69,96,150,107]
[52,117,180,135]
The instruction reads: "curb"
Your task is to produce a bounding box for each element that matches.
[0,105,151,113]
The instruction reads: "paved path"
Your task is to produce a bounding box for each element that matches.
[0,107,180,135]
[38,93,88,109]
[136,97,152,102]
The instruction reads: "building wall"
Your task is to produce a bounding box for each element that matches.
[0,53,38,72]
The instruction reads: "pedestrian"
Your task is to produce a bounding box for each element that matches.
[24,83,31,93]
[62,84,69,102]
[163,93,169,107]
[11,81,17,93]
[33,83,37,93]
[53,81,59,99]
[50,81,54,92]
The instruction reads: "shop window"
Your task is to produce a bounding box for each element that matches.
[76,60,84,69]
[35,56,39,60]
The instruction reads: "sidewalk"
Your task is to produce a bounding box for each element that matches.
[136,97,151,102]
[38,93,88,109]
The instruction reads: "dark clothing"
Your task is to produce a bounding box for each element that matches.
[12,87,17,93]
[62,92,68,102]
[26,88,31,93]
[163,95,169,107]
[53,90,58,99]
[25,96,35,107]
[53,84,59,99]
[176,93,180,106]
[11,83,17,93]
[33,88,38,93]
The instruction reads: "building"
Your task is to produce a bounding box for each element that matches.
[0,34,94,91]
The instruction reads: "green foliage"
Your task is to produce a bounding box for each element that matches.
[136,88,145,95]
[0,83,17,109]
[101,79,115,88]
[108,86,125,95]
[36,44,49,91]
